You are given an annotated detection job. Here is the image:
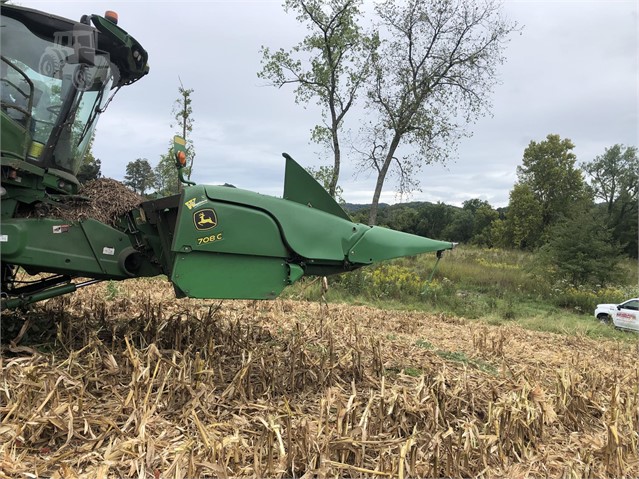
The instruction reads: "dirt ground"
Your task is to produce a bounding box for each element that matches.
[1,278,637,478]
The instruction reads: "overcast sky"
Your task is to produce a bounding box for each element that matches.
[19,0,639,207]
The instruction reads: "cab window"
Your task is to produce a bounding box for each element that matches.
[620,300,639,311]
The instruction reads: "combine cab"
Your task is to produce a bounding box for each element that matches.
[0,4,453,310]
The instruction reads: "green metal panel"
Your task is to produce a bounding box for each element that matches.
[0,114,28,160]
[171,252,289,299]
[202,185,367,261]
[0,156,45,177]
[173,186,289,258]
[283,154,350,221]
[287,263,305,284]
[0,166,46,216]
[90,14,150,86]
[348,226,454,264]
[0,198,18,219]
[1,218,140,278]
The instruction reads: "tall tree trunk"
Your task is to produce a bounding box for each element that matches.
[329,126,341,198]
[368,135,401,225]
[179,89,190,193]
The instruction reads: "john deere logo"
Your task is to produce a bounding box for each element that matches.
[194,209,218,230]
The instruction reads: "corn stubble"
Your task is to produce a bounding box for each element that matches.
[1,279,637,478]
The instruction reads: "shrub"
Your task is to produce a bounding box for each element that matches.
[368,264,423,299]
[552,283,639,313]
[332,268,367,296]
[538,210,623,286]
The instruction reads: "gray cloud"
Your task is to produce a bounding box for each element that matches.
[23,0,638,208]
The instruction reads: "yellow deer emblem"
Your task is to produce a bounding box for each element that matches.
[197,212,215,226]
[193,209,217,230]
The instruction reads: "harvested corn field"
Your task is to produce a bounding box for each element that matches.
[1,278,638,478]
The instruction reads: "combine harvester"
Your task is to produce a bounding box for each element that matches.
[0,4,453,310]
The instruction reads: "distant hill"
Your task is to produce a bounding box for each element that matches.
[343,200,509,216]
[342,203,389,213]
[342,201,449,213]
[336,199,513,247]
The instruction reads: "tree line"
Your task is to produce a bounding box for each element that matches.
[351,135,638,285]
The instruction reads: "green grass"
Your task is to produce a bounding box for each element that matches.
[479,302,634,340]
[435,350,498,374]
[105,280,120,300]
[402,367,423,377]
[415,339,434,349]
[384,347,498,377]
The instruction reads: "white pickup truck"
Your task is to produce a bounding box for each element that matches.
[595,298,639,332]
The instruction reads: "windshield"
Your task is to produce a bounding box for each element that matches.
[1,14,113,175]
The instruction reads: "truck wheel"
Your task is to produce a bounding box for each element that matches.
[597,313,611,324]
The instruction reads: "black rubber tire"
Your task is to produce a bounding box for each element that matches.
[597,313,611,324]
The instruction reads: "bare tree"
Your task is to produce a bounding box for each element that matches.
[259,0,376,198]
[155,81,195,195]
[361,0,517,224]
[171,79,195,184]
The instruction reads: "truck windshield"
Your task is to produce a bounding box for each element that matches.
[0,14,114,175]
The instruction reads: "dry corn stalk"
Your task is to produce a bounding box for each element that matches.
[0,277,637,478]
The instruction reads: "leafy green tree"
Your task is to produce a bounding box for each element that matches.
[473,206,499,246]
[582,145,638,213]
[489,217,509,248]
[124,158,155,195]
[413,202,456,239]
[538,206,622,286]
[442,209,474,243]
[383,205,419,233]
[461,199,491,215]
[154,148,179,196]
[361,0,517,224]
[616,201,639,258]
[259,0,375,198]
[503,134,591,249]
[463,199,499,246]
[77,157,101,184]
[504,183,544,249]
[517,134,590,231]
[582,144,638,257]
[345,198,500,245]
